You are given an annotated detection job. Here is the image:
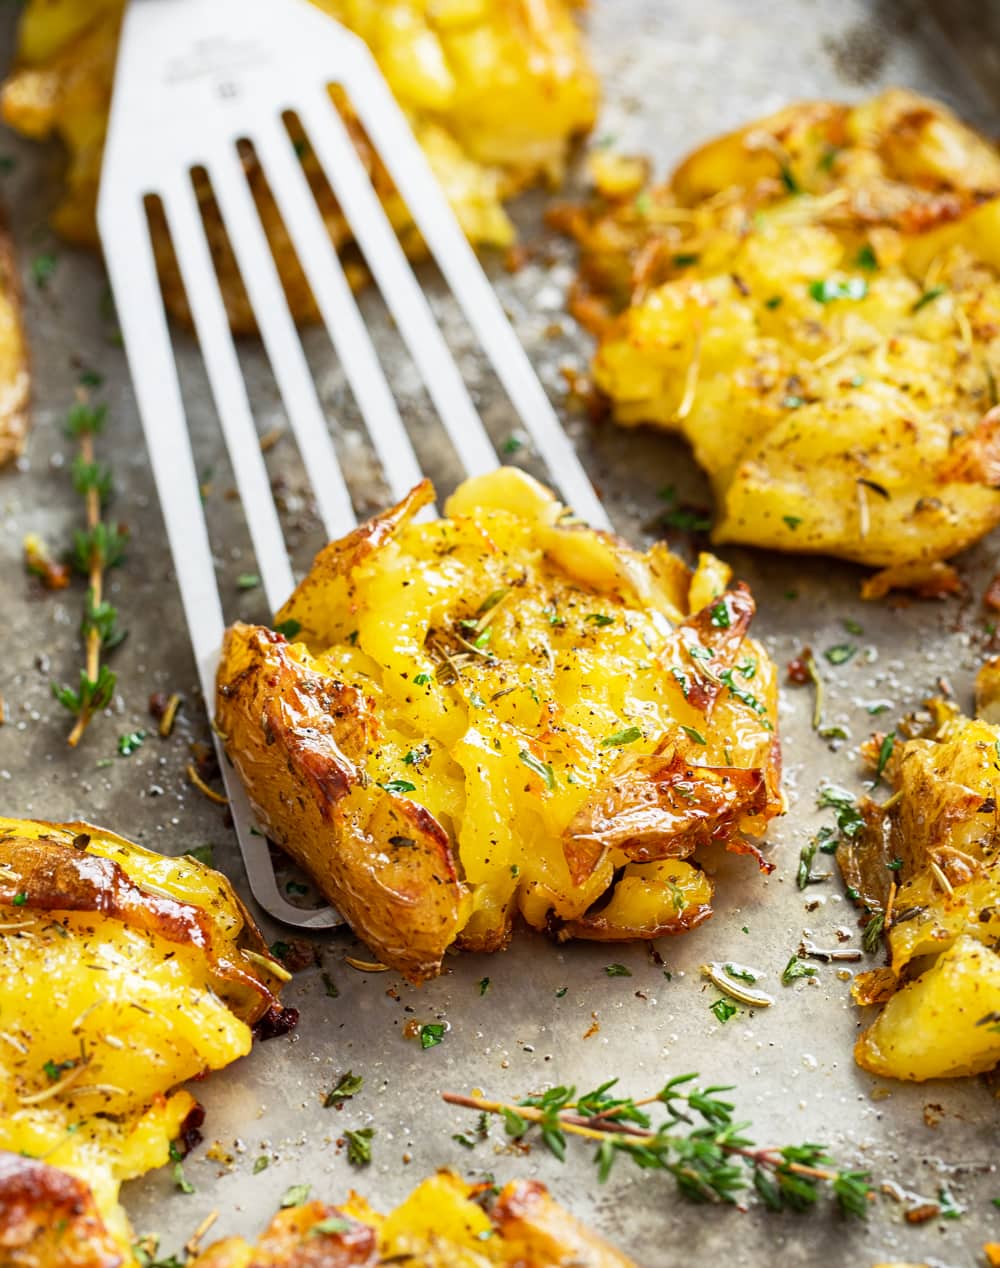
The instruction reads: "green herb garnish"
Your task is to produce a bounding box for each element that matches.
[518,749,556,789]
[600,726,642,748]
[782,956,817,985]
[809,277,868,304]
[345,1128,374,1166]
[280,1183,311,1208]
[710,997,738,1024]
[420,1023,446,1049]
[324,1071,363,1107]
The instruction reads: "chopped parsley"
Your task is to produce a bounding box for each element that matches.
[708,600,731,629]
[873,732,896,785]
[518,749,556,789]
[236,572,260,591]
[808,277,868,304]
[413,672,432,686]
[673,252,700,267]
[783,515,802,529]
[823,644,856,665]
[718,669,768,718]
[419,1023,446,1049]
[817,785,864,838]
[478,977,491,996]
[281,1183,312,1207]
[310,1217,352,1238]
[117,729,146,756]
[184,844,214,867]
[31,252,58,288]
[912,285,945,312]
[345,1128,375,1166]
[797,840,824,891]
[43,1058,76,1081]
[403,744,430,766]
[324,1071,363,1107]
[680,725,707,745]
[600,726,642,748]
[723,964,756,983]
[11,893,27,907]
[710,997,738,1023]
[779,163,800,194]
[172,1163,194,1195]
[252,1156,269,1174]
[585,613,615,627]
[273,618,301,638]
[764,295,783,309]
[604,963,632,977]
[379,778,416,794]
[855,244,878,271]
[782,955,817,985]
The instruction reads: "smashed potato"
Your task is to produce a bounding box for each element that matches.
[217,468,782,983]
[557,90,1000,572]
[837,669,1000,1080]
[1,0,597,331]
[0,817,290,1257]
[0,1165,635,1268]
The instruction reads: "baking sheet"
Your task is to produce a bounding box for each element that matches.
[1,1,998,1263]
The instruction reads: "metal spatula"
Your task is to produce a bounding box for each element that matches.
[97,0,609,930]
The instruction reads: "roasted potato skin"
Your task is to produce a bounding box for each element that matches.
[0,818,289,1257]
[560,89,1000,571]
[838,673,1000,1080]
[216,622,465,984]
[217,470,781,981]
[1,0,596,331]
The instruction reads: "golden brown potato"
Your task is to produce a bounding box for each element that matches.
[217,468,782,982]
[0,1154,123,1268]
[556,89,1000,572]
[0,218,30,467]
[1,0,597,331]
[186,1171,636,1268]
[0,817,290,1257]
[836,665,1000,1080]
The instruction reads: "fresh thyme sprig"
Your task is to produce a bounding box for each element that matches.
[443,1075,873,1219]
[51,400,128,746]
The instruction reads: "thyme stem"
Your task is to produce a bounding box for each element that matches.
[68,429,103,747]
[442,1077,874,1219]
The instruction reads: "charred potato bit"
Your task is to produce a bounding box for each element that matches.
[838,665,1000,1080]
[1,0,597,331]
[558,90,1000,571]
[0,817,289,1257]
[217,468,782,982]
